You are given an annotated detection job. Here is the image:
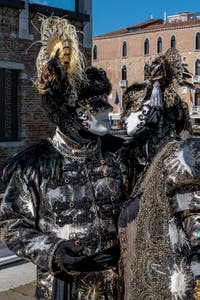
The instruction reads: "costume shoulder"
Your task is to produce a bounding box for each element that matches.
[100,134,124,154]
[2,139,62,183]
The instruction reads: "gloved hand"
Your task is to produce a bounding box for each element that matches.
[53,241,120,275]
[82,245,120,272]
[53,240,87,275]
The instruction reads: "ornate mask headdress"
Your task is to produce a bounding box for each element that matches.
[34,16,112,140]
[122,48,194,135]
[36,16,87,100]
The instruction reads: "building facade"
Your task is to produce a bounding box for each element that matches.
[92,13,200,131]
[0,0,92,190]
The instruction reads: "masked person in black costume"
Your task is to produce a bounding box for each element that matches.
[118,49,200,300]
[0,17,126,300]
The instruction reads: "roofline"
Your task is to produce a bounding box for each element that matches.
[93,22,200,40]
[29,3,90,22]
[94,18,162,39]
[126,18,163,29]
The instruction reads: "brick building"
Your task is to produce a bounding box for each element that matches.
[92,12,200,131]
[0,0,92,190]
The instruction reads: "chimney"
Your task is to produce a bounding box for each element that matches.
[164,11,167,23]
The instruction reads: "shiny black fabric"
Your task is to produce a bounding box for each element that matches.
[51,278,72,300]
[54,242,120,274]
[0,131,126,300]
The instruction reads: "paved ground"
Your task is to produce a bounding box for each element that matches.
[0,262,36,292]
[0,261,36,299]
[0,282,35,300]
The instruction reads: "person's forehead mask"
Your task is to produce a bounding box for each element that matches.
[121,82,151,119]
[78,96,113,115]
[76,96,113,136]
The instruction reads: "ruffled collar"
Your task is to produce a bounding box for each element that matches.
[49,127,101,160]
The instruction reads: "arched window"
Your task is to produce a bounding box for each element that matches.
[122,41,127,57]
[196,33,200,50]
[93,45,97,60]
[195,91,200,106]
[122,65,127,80]
[195,59,200,75]
[171,35,176,49]
[157,37,162,53]
[144,38,149,55]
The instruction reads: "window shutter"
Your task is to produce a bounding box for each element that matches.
[0,68,18,142]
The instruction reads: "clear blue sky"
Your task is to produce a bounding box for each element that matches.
[93,0,200,36]
[29,0,200,36]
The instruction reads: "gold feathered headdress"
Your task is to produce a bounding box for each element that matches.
[36,16,87,94]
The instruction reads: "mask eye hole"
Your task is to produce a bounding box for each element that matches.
[130,103,141,112]
[88,108,97,115]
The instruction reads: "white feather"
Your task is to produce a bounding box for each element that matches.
[168,218,189,251]
[170,262,189,300]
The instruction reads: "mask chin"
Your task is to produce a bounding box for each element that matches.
[87,114,110,136]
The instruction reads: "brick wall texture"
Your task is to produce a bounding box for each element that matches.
[0,6,89,189]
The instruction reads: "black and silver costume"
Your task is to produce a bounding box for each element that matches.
[0,17,126,300]
[119,49,200,299]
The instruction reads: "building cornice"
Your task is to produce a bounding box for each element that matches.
[94,22,200,41]
[29,4,90,22]
[0,0,24,9]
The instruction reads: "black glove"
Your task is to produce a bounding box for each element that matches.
[53,240,88,274]
[54,241,120,275]
[83,245,120,272]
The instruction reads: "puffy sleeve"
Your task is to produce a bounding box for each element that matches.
[0,171,63,273]
[164,139,200,297]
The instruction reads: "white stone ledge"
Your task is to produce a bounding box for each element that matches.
[0,61,25,70]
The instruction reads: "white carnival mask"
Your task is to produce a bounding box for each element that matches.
[76,97,113,136]
[123,100,150,136]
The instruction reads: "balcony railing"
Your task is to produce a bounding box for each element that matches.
[193,75,200,83]
[190,106,200,114]
[119,80,127,88]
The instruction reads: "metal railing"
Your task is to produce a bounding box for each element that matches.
[193,75,200,83]
[190,106,200,114]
